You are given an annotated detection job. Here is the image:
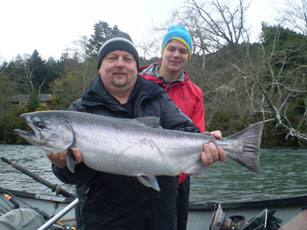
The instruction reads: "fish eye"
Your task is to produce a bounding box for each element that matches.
[37,122,44,128]
[34,121,44,128]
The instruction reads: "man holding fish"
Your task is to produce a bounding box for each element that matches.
[31,31,227,229]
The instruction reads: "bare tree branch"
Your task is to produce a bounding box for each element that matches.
[279,0,307,35]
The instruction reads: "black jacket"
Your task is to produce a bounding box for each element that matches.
[53,75,200,230]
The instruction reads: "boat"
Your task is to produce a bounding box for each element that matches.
[1,157,307,229]
[1,187,307,230]
[188,195,307,229]
[0,187,76,229]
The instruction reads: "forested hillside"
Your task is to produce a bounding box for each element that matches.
[1,0,306,147]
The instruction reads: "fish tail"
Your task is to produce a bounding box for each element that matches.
[227,122,263,173]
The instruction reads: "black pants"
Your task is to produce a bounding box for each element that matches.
[176,176,190,230]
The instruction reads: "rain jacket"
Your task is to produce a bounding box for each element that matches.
[52,75,200,230]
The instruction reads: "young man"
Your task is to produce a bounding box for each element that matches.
[140,25,204,230]
[47,31,226,230]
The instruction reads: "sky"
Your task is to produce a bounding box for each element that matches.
[0,0,280,62]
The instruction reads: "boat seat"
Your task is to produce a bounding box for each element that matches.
[0,208,45,230]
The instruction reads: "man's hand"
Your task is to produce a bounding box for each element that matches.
[201,131,226,166]
[47,148,82,168]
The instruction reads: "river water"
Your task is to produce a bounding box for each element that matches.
[0,145,306,203]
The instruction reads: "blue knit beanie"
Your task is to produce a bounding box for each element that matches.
[161,25,192,58]
[97,32,139,70]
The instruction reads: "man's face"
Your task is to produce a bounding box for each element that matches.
[161,39,189,73]
[99,50,138,91]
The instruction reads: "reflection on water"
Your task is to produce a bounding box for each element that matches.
[190,148,307,202]
[0,145,74,195]
[0,145,306,202]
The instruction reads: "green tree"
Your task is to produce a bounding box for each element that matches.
[1,50,60,94]
[2,55,28,94]
[27,50,61,93]
[70,36,98,91]
[50,74,85,109]
[0,71,17,119]
[259,24,307,145]
[218,24,307,146]
[87,21,120,57]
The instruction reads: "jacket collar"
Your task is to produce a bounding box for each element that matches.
[81,75,165,107]
[140,62,188,83]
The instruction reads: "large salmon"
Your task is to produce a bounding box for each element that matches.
[14,110,262,191]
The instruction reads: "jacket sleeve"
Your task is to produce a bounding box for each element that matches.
[159,94,201,133]
[52,163,97,185]
[191,91,205,132]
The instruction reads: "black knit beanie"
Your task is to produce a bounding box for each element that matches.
[97,32,139,70]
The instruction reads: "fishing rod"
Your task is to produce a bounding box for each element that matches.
[1,156,74,198]
[0,193,15,214]
[2,193,19,209]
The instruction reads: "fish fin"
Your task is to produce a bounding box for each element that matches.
[227,122,263,173]
[133,117,161,128]
[66,148,75,173]
[136,175,160,192]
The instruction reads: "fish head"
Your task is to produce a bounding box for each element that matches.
[14,111,74,153]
